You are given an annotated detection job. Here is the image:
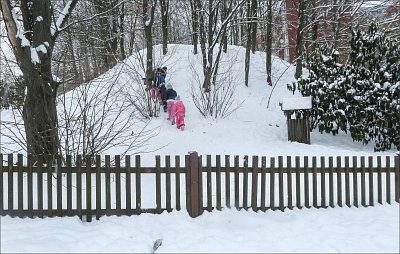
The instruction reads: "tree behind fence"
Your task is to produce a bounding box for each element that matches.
[0,153,399,221]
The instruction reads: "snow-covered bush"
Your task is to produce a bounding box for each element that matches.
[289,22,400,151]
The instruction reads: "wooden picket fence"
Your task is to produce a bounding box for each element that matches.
[0,153,399,221]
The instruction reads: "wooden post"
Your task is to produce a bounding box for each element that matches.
[17,154,23,217]
[234,156,240,210]
[278,156,284,211]
[96,155,102,219]
[386,156,391,204]
[135,155,142,214]
[261,157,266,211]
[395,155,399,203]
[377,156,382,205]
[206,155,212,212]
[186,152,203,218]
[216,155,221,210]
[225,155,231,208]
[66,155,72,216]
[105,155,111,216]
[86,156,92,222]
[125,155,132,215]
[155,155,161,214]
[251,156,258,212]
[175,156,181,211]
[269,157,274,211]
[166,155,172,213]
[0,154,3,215]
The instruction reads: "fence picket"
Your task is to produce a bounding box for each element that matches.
[243,156,249,210]
[166,155,171,212]
[329,156,334,208]
[337,156,342,207]
[216,155,221,211]
[225,155,230,208]
[377,156,382,205]
[287,156,293,210]
[66,155,72,216]
[0,155,3,214]
[27,154,33,218]
[105,155,111,216]
[126,155,131,215]
[269,157,275,211]
[76,155,82,219]
[57,155,62,216]
[261,157,266,211]
[86,156,92,222]
[234,156,239,210]
[386,156,391,204]
[395,156,399,203]
[320,156,326,208]
[156,156,161,214]
[361,156,366,207]
[312,156,317,208]
[368,156,374,206]
[175,156,181,211]
[304,156,309,208]
[37,156,43,218]
[135,155,142,214]
[96,155,101,219]
[47,155,53,217]
[206,155,212,212]
[17,154,23,217]
[345,157,350,207]
[251,156,258,212]
[278,156,284,211]
[353,156,358,207]
[115,155,121,216]
[295,156,301,209]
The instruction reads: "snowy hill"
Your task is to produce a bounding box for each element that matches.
[60,44,397,161]
[1,44,397,159]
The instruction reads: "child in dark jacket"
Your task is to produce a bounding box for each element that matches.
[164,83,177,118]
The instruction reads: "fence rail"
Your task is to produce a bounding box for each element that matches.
[0,153,399,221]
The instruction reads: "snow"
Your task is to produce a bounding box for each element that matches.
[1,44,399,253]
[1,205,398,253]
[51,0,73,36]
[281,96,312,111]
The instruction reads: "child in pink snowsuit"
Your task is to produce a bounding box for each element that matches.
[173,95,185,130]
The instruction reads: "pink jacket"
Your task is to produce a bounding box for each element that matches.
[174,100,185,115]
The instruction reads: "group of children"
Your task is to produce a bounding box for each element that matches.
[151,67,186,131]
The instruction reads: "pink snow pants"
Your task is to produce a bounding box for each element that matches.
[175,112,185,129]
[167,100,175,121]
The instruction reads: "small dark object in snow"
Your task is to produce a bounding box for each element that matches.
[152,239,163,253]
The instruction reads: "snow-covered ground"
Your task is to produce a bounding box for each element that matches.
[1,205,398,253]
[1,44,399,253]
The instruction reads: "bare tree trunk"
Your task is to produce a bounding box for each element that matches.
[143,0,156,89]
[160,0,169,55]
[265,0,272,86]
[251,0,258,53]
[190,0,199,54]
[128,15,137,56]
[221,0,230,53]
[295,0,305,79]
[1,0,77,155]
[244,0,252,87]
[119,2,126,60]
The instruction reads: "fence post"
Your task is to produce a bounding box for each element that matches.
[186,152,203,218]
